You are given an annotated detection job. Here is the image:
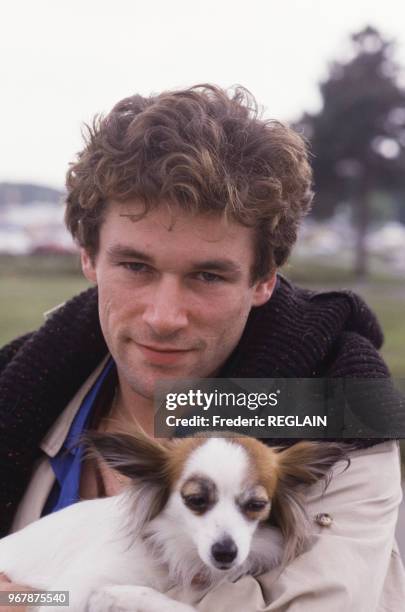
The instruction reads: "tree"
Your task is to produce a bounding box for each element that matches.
[297,26,405,278]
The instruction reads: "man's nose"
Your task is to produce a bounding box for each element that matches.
[142,277,188,336]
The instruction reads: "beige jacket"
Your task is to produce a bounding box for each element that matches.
[12,360,405,611]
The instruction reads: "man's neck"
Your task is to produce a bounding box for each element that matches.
[103,373,155,437]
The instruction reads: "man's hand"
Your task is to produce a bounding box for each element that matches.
[0,573,32,612]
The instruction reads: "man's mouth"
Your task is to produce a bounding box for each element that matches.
[135,342,194,365]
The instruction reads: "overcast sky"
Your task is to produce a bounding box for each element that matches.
[1,0,405,189]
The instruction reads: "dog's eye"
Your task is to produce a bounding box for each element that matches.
[244,500,268,512]
[184,495,208,511]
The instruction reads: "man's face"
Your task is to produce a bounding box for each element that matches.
[81,201,276,399]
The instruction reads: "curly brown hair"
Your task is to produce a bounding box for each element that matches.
[65,84,313,280]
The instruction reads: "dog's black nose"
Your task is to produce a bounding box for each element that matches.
[211,538,238,566]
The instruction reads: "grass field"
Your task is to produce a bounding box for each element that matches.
[1,255,404,376]
[0,275,90,343]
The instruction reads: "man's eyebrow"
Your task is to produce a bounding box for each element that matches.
[106,246,154,262]
[190,259,242,274]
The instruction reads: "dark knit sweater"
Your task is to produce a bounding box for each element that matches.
[0,275,403,536]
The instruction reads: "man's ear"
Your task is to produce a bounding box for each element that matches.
[252,271,277,307]
[80,248,97,284]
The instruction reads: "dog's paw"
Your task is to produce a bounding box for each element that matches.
[86,586,128,612]
[86,585,160,612]
[86,585,196,612]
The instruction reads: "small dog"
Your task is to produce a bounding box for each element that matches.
[0,431,348,611]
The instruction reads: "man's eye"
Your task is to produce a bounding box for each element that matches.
[121,262,151,273]
[196,271,224,283]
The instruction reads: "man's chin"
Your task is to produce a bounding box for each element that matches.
[125,367,190,400]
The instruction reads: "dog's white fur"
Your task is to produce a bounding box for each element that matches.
[0,436,347,612]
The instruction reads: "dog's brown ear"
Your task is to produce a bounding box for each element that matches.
[83,429,173,524]
[276,441,350,489]
[271,442,350,567]
[83,429,170,485]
